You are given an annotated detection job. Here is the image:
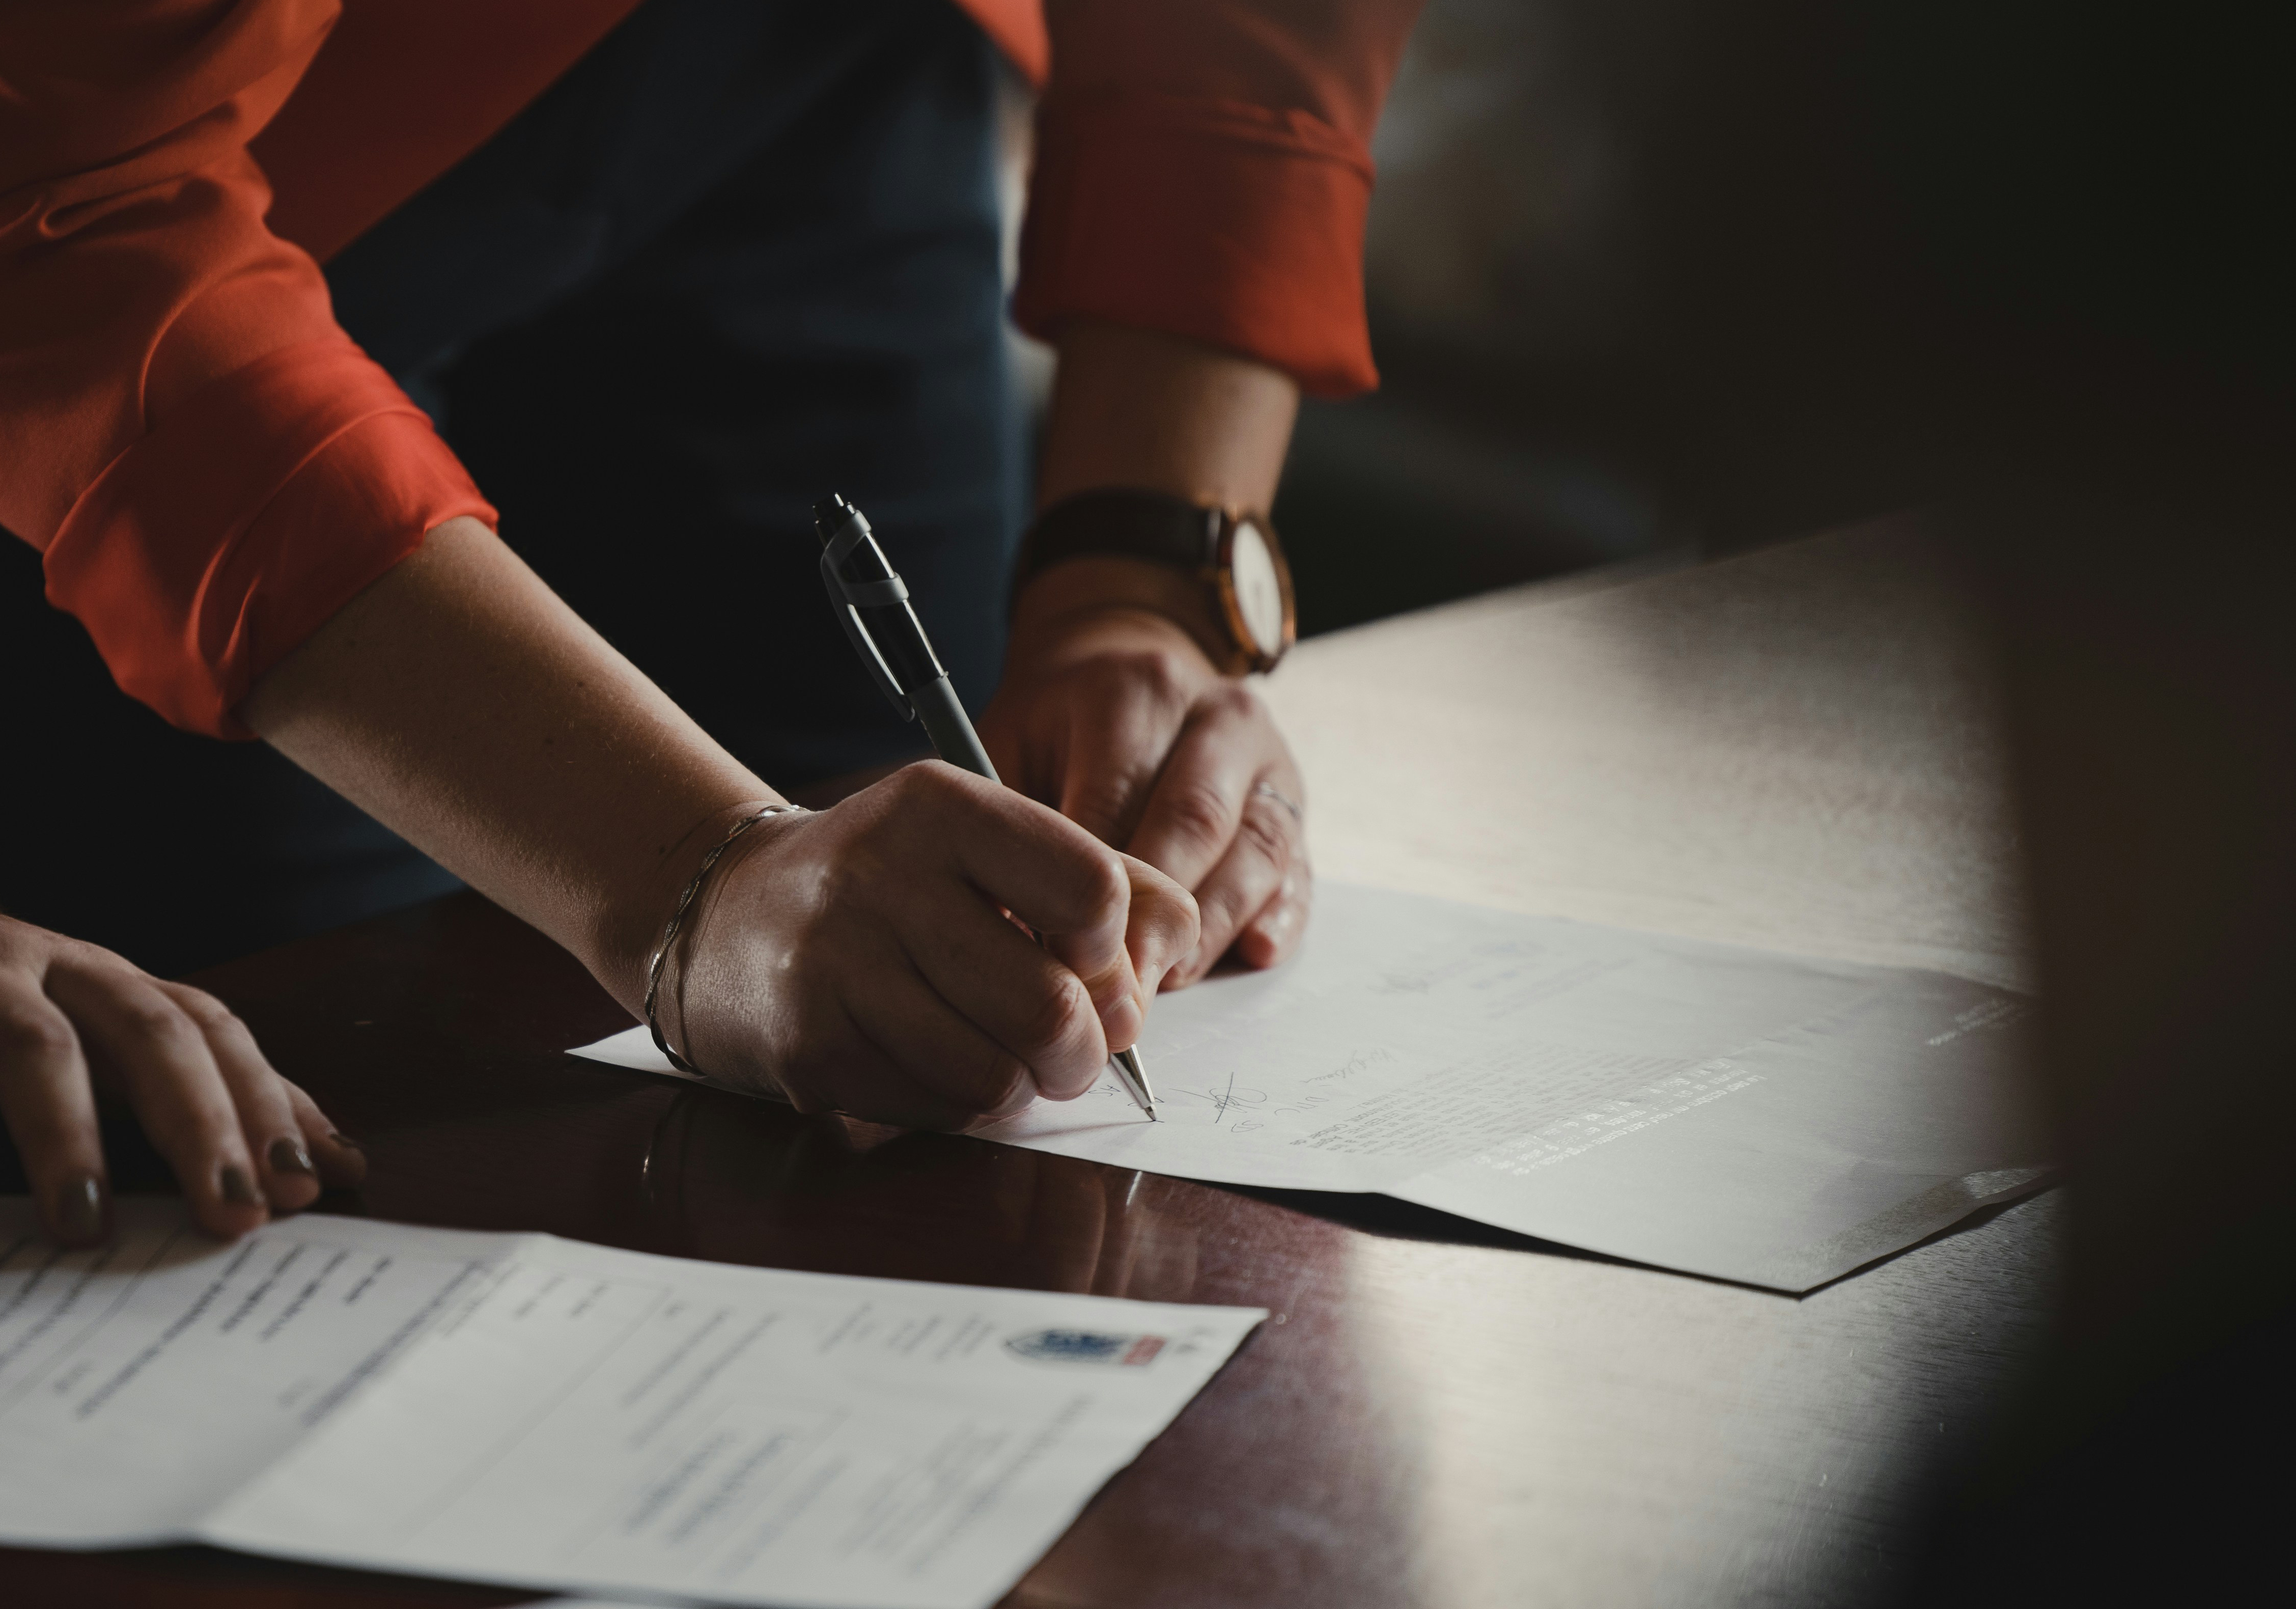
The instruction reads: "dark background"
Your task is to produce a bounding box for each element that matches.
[1273,0,2292,634]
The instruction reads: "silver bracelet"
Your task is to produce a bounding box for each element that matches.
[645,803,808,1076]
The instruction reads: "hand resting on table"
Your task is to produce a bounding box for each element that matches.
[0,913,365,1245]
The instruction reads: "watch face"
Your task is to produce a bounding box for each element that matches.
[1229,520,1287,656]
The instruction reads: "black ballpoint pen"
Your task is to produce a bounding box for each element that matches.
[814,493,1158,1121]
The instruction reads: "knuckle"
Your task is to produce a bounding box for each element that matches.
[910,761,975,803]
[169,988,240,1035]
[1207,681,1261,722]
[883,765,929,805]
[0,1002,77,1062]
[1162,779,1235,848]
[1101,647,1190,708]
[1077,850,1130,925]
[1068,775,1138,834]
[46,931,123,968]
[1236,801,1293,865]
[1159,884,1206,947]
[1192,884,1243,938]
[869,763,941,820]
[1018,973,1094,1061]
[115,995,193,1045]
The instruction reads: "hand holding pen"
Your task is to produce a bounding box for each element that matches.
[657,764,1192,1128]
[814,495,1169,1120]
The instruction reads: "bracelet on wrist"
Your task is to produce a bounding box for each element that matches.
[643,802,808,1076]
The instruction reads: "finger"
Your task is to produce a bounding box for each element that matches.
[805,994,1006,1130]
[1055,664,1192,848]
[1231,854,1315,973]
[895,882,1110,1099]
[1124,688,1285,891]
[44,963,266,1240]
[0,985,110,1246]
[1041,861,1200,1066]
[1109,854,1200,1042]
[843,960,1050,1121]
[1168,786,1297,988]
[675,944,948,1127]
[157,982,320,1214]
[911,766,1136,991]
[279,1079,368,1188]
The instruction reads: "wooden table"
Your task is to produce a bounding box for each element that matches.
[5,516,2058,1608]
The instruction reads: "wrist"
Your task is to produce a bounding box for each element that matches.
[1037,321,1296,513]
[638,800,810,1075]
[1007,557,1234,676]
[590,794,792,1019]
[1013,490,1295,675]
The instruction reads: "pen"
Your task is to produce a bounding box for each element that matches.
[814,493,1159,1121]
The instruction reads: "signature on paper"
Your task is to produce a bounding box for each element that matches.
[1162,1066,1334,1136]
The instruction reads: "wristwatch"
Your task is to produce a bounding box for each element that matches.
[1014,488,1297,674]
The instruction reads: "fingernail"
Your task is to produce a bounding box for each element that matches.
[220,1166,262,1207]
[54,1173,107,1245]
[327,1130,363,1152]
[268,1138,315,1178]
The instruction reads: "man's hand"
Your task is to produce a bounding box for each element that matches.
[981,578,1310,989]
[659,764,1200,1126]
[0,915,366,1246]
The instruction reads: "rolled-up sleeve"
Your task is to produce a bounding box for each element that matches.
[0,1,492,738]
[1014,0,1424,397]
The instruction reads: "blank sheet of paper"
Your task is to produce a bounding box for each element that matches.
[0,1200,1262,1608]
[573,884,2049,1290]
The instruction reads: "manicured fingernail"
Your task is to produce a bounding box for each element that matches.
[327,1130,363,1152]
[54,1173,107,1244]
[268,1138,315,1177]
[221,1166,262,1207]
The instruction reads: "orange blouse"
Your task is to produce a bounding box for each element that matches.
[0,0,1418,736]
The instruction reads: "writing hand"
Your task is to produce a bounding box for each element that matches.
[982,596,1311,990]
[657,764,1199,1127]
[0,914,366,1245]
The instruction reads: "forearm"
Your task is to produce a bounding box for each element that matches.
[239,517,769,1008]
[1037,319,1298,514]
[1022,320,1299,658]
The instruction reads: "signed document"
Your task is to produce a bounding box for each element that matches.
[0,1200,1262,1607]
[576,884,2049,1290]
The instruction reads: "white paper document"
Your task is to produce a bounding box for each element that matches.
[575,884,2048,1290]
[0,1199,1262,1607]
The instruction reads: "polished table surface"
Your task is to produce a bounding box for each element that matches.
[5,516,2059,1608]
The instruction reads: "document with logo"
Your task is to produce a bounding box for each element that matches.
[0,1199,1262,1607]
[575,883,2049,1291]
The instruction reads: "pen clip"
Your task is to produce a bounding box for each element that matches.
[819,525,915,722]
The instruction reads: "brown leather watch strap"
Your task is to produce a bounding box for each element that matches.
[1013,488,1227,592]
